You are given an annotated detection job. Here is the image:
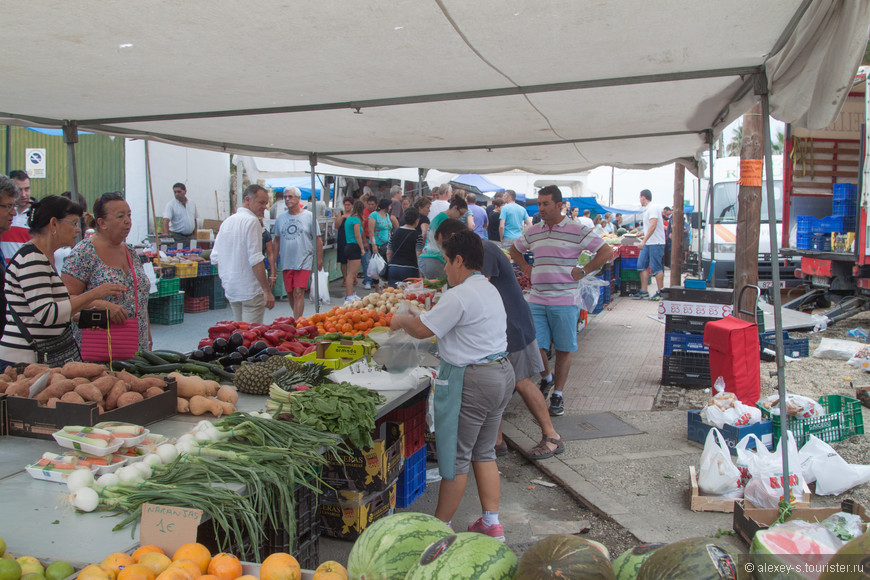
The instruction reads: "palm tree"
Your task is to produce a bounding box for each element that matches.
[726,122,784,156]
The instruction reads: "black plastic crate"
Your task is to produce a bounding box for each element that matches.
[661,351,710,387]
[293,533,320,570]
[664,314,710,334]
[759,331,810,358]
[620,280,641,296]
[209,279,227,309]
[262,480,321,555]
[181,274,215,298]
[660,287,733,304]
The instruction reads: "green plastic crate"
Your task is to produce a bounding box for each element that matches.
[155,277,181,297]
[620,269,641,282]
[758,394,864,447]
[209,279,227,310]
[148,292,185,325]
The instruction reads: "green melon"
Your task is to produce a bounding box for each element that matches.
[516,534,614,580]
[405,532,517,580]
[637,537,738,580]
[820,532,870,580]
[346,512,452,580]
[616,228,627,236]
[612,543,666,580]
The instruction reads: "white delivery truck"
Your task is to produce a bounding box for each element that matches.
[699,155,801,291]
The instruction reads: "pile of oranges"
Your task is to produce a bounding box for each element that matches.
[76,542,346,580]
[297,307,394,336]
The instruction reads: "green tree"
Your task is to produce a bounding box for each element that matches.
[726,122,784,156]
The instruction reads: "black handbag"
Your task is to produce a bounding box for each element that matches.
[10,309,81,367]
[382,229,413,280]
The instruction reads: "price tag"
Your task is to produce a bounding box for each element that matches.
[140,503,203,555]
[661,300,732,319]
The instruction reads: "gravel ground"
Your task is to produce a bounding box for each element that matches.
[659,307,870,508]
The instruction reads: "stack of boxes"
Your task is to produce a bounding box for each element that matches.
[378,395,428,509]
[796,183,858,251]
[618,245,641,296]
[149,258,226,324]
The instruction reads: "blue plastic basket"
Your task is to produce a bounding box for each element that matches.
[832,199,857,218]
[796,216,818,234]
[811,233,831,252]
[814,216,849,234]
[664,332,708,356]
[795,232,813,250]
[759,331,810,358]
[396,447,426,508]
[621,257,638,270]
[833,183,858,201]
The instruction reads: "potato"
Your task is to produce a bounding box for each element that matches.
[144,386,165,399]
[23,364,50,378]
[105,381,129,411]
[116,392,144,408]
[91,376,117,396]
[60,362,105,379]
[71,377,91,385]
[35,379,76,403]
[60,391,86,404]
[6,381,31,397]
[74,383,103,403]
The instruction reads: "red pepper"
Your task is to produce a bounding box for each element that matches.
[208,324,236,338]
[262,330,284,346]
[303,344,316,355]
[298,325,318,339]
[249,323,269,333]
[274,316,296,325]
[276,342,294,352]
[242,330,258,342]
[273,323,297,335]
[286,342,307,355]
[198,338,212,349]
[295,385,311,391]
[215,320,239,328]
[242,338,253,349]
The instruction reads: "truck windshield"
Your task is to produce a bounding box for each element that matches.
[711,181,783,223]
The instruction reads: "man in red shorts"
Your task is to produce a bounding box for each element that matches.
[274,187,323,319]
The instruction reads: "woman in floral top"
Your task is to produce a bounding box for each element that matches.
[62,193,152,350]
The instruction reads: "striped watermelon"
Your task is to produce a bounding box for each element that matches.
[637,537,738,580]
[405,533,517,580]
[346,512,452,580]
[612,543,666,580]
[516,534,614,580]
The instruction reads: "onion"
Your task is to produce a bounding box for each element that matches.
[116,465,143,484]
[143,453,163,468]
[133,462,153,479]
[96,473,120,487]
[70,487,100,512]
[175,434,197,454]
[66,467,95,492]
[155,443,179,464]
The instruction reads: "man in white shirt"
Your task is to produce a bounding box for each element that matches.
[274,187,323,319]
[631,189,667,300]
[211,185,275,323]
[578,209,595,229]
[162,183,198,246]
[428,184,452,221]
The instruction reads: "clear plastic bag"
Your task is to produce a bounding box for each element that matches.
[573,275,609,311]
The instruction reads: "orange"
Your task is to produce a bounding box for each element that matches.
[205,554,241,580]
[138,554,172,577]
[167,559,201,580]
[172,544,211,575]
[78,565,113,580]
[118,564,156,580]
[133,546,165,562]
[258,553,300,580]
[155,568,192,580]
[101,553,135,576]
[236,576,257,580]
[312,561,347,580]
[198,576,221,580]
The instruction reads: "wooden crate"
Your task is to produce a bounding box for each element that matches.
[688,465,811,514]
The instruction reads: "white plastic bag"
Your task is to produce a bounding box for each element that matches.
[847,346,870,372]
[698,428,743,498]
[798,435,870,495]
[573,275,609,311]
[735,434,771,490]
[744,431,806,508]
[812,337,865,360]
[759,394,824,419]
[367,252,386,279]
[313,269,330,304]
[702,401,761,429]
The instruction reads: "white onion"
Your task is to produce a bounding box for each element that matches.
[116,465,143,484]
[133,462,153,479]
[143,453,163,468]
[66,468,95,492]
[71,486,100,512]
[155,443,179,464]
[96,473,120,487]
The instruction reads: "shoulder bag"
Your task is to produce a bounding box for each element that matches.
[9,309,81,367]
[80,248,141,362]
[381,228,413,279]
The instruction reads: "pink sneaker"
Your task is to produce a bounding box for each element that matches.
[467,517,505,542]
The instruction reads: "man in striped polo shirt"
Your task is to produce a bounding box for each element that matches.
[510,185,613,416]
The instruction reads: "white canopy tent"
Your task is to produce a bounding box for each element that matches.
[2,1,868,176]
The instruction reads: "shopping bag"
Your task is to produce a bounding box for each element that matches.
[698,428,743,498]
[735,433,770,489]
[743,431,806,507]
[798,435,870,495]
[80,318,139,362]
[368,252,386,279]
[314,269,331,305]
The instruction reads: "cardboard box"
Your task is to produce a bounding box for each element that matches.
[196,229,214,241]
[322,422,404,492]
[285,341,368,370]
[319,480,397,540]
[201,219,222,234]
[687,410,773,455]
[7,381,177,440]
[688,465,811,513]
[732,499,868,545]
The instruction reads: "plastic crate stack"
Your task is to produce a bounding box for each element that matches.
[619,246,641,296]
[148,292,184,325]
[209,280,227,310]
[262,482,322,570]
[832,183,858,232]
[660,287,732,388]
[795,216,817,250]
[377,394,427,508]
[591,263,612,315]
[757,394,864,447]
[181,275,215,313]
[758,331,810,359]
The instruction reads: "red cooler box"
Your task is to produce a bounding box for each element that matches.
[703,316,760,405]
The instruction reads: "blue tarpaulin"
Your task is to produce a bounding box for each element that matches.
[262,176,328,200]
[449,174,505,199]
[524,197,642,220]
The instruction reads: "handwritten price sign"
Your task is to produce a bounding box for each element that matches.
[141,503,203,555]
[658,301,732,319]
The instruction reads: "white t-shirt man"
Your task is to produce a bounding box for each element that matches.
[428,199,450,222]
[643,204,667,245]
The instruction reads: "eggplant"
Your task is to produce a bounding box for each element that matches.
[236,345,249,357]
[264,347,280,356]
[218,352,244,367]
[189,349,207,362]
[226,364,241,373]
[227,332,244,351]
[254,351,272,363]
[201,345,216,361]
[212,337,229,354]
[248,340,268,357]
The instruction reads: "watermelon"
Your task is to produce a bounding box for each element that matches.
[516,534,614,580]
[616,228,627,236]
[346,512,452,580]
[405,532,517,580]
[612,543,666,580]
[751,520,843,578]
[637,537,738,580]
[820,532,870,580]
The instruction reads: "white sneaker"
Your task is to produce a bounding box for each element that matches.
[345,294,361,303]
[363,282,371,290]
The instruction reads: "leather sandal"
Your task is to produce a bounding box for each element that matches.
[527,436,564,460]
[494,441,509,457]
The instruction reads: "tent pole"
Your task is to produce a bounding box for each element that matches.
[759,73,791,496]
[708,136,716,288]
[310,154,320,313]
[418,168,424,201]
[62,122,80,201]
[144,141,160,245]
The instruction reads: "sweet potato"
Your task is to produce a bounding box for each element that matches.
[35,379,76,403]
[144,386,165,399]
[61,362,105,379]
[141,375,167,390]
[46,397,60,408]
[60,391,86,404]
[74,383,103,403]
[116,391,144,408]
[91,375,118,396]
[48,372,67,385]
[6,379,34,397]
[176,397,190,413]
[118,369,148,393]
[105,381,128,410]
[71,377,91,385]
[216,385,239,405]
[3,366,16,380]
[23,364,50,378]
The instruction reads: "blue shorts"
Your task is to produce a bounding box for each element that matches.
[529,303,580,353]
[638,243,665,275]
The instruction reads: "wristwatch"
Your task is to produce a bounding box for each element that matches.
[578,266,587,278]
